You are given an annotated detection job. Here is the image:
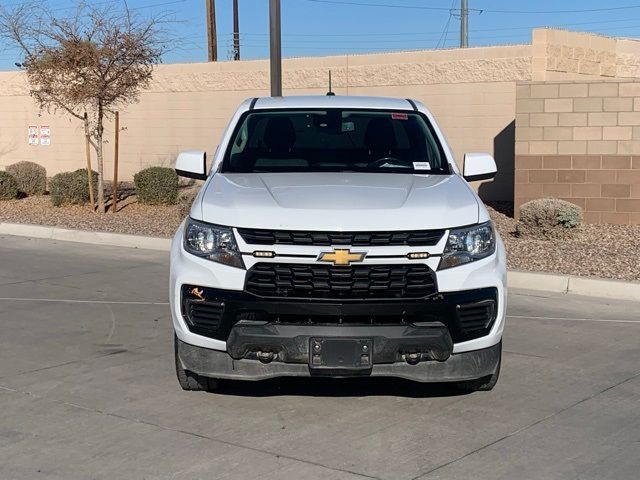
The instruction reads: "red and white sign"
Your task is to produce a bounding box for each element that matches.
[28,125,38,146]
[40,125,51,146]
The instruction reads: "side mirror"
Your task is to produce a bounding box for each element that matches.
[463,153,497,182]
[176,151,207,180]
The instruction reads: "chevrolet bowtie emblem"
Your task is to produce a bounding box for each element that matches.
[318,249,366,266]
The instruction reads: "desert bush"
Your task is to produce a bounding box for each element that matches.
[0,171,19,200]
[177,187,200,218]
[6,161,47,195]
[49,169,98,207]
[134,167,178,205]
[517,198,583,239]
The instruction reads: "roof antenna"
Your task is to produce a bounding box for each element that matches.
[326,70,335,96]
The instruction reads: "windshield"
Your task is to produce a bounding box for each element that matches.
[221,109,450,174]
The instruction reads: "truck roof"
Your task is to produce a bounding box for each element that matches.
[250,95,419,111]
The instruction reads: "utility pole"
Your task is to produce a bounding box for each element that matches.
[232,0,240,60]
[460,0,468,48]
[206,0,217,61]
[269,0,282,96]
[112,111,119,215]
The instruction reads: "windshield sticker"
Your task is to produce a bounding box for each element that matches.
[413,162,431,170]
[391,112,408,120]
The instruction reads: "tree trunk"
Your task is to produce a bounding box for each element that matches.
[95,105,105,213]
[83,113,95,209]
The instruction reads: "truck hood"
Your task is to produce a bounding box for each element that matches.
[197,172,479,230]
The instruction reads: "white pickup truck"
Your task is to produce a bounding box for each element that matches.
[170,95,506,392]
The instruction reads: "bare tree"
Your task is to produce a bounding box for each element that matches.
[0,1,168,212]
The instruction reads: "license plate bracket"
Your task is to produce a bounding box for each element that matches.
[309,338,372,374]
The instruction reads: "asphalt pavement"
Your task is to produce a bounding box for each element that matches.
[0,235,638,480]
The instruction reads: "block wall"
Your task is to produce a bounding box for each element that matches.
[515,81,640,224]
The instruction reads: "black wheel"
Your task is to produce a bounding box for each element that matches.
[174,335,219,392]
[454,341,502,393]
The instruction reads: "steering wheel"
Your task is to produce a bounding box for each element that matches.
[368,157,406,169]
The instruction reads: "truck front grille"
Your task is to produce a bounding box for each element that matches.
[245,263,437,300]
[237,228,444,246]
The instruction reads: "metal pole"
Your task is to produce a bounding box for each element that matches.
[83,112,95,209]
[112,111,119,214]
[269,0,282,97]
[460,0,468,48]
[233,0,240,60]
[206,0,217,61]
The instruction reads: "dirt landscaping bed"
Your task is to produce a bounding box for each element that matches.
[487,203,640,282]
[0,192,183,238]
[1,194,638,282]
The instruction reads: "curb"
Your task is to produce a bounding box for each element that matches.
[0,222,171,252]
[1,222,638,302]
[507,270,640,302]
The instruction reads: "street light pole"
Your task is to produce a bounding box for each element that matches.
[460,0,468,48]
[269,0,282,96]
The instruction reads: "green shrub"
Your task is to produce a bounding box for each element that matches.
[6,161,47,196]
[0,171,19,200]
[134,167,178,205]
[49,169,98,207]
[177,187,200,218]
[517,198,583,239]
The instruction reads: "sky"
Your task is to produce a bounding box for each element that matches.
[1,0,640,69]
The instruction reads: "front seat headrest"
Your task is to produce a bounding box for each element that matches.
[263,117,296,153]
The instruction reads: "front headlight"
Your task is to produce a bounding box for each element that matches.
[439,221,495,270]
[183,218,244,269]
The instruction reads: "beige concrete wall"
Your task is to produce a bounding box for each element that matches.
[533,29,640,81]
[0,44,529,200]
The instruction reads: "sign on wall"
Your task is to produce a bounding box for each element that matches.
[40,125,51,146]
[27,125,51,146]
[28,125,38,146]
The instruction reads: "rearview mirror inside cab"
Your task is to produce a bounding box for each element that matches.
[176,151,208,180]
[463,153,497,182]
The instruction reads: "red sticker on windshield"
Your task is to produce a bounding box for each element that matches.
[391,112,408,120]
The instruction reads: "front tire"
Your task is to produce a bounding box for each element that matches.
[174,335,219,392]
[454,341,502,392]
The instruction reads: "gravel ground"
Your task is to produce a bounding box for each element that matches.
[0,191,183,238]
[487,202,640,282]
[1,194,638,282]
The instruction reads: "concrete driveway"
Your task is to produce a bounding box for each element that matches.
[0,235,638,480]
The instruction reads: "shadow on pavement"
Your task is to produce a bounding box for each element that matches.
[208,377,469,398]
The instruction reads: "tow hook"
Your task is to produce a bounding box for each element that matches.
[256,351,275,364]
[404,352,421,365]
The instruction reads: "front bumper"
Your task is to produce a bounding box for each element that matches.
[227,321,454,364]
[177,337,501,383]
[170,223,507,355]
[180,285,499,345]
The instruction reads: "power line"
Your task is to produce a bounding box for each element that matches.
[304,0,481,12]
[436,0,456,49]
[227,17,640,38]
[21,0,188,14]
[208,24,639,45]
[304,0,640,15]
[483,5,640,14]
[211,22,640,49]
